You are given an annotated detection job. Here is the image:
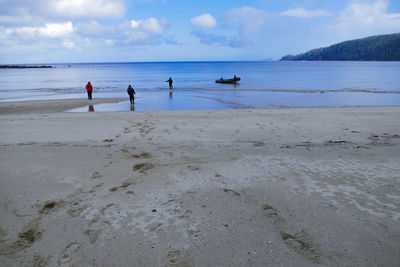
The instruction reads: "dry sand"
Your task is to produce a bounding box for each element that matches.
[0,101,399,266]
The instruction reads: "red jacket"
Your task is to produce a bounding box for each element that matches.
[86,83,93,92]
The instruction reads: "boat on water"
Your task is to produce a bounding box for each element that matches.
[215,77,241,84]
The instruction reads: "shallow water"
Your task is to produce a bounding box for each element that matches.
[67,90,400,112]
[1,61,400,110]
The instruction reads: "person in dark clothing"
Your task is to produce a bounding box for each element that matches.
[85,81,93,100]
[166,77,173,90]
[127,84,136,104]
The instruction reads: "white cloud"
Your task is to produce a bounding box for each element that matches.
[191,13,217,28]
[50,0,125,19]
[0,0,125,23]
[62,37,91,50]
[328,0,400,38]
[74,17,169,46]
[130,20,140,29]
[140,17,164,34]
[5,22,74,39]
[76,20,110,37]
[38,22,74,38]
[122,17,167,45]
[280,7,330,18]
[75,17,169,46]
[0,22,91,57]
[0,15,36,25]
[224,6,268,32]
[222,6,269,47]
[62,39,78,49]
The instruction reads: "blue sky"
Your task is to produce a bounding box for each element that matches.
[0,0,399,63]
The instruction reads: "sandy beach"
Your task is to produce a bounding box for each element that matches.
[0,101,399,266]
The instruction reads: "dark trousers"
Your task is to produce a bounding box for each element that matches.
[129,94,135,104]
[87,91,92,100]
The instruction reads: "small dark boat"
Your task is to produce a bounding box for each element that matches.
[215,77,241,84]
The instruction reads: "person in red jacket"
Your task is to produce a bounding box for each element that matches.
[85,81,93,100]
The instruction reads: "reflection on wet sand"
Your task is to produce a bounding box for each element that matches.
[87,103,135,112]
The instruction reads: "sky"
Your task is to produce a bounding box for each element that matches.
[0,0,400,63]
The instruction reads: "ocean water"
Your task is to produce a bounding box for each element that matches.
[0,61,399,111]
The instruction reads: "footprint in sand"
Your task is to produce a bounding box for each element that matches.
[120,149,152,159]
[67,201,88,217]
[58,242,80,264]
[89,183,104,193]
[131,151,152,159]
[187,165,200,171]
[110,179,135,192]
[91,172,102,179]
[146,222,163,232]
[167,250,191,266]
[132,163,155,174]
[168,250,181,263]
[262,203,278,216]
[33,254,50,266]
[18,226,42,244]
[223,188,240,196]
[100,203,115,215]
[40,200,64,214]
[84,228,101,244]
[280,230,321,264]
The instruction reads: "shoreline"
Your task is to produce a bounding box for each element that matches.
[0,106,399,265]
[1,97,400,115]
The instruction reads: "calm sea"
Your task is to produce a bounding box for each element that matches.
[0,61,399,111]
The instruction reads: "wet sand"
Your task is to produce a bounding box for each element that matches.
[0,98,125,115]
[0,102,399,266]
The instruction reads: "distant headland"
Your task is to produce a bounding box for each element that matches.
[281,33,400,61]
[0,65,53,69]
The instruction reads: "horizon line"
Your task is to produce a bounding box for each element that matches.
[0,59,279,65]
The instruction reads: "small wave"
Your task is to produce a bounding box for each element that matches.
[1,87,399,95]
[195,95,253,109]
[129,87,400,94]
[317,88,400,94]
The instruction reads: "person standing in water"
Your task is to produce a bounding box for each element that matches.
[127,84,136,104]
[166,77,173,90]
[85,81,93,100]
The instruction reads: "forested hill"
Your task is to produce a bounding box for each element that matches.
[281,33,400,61]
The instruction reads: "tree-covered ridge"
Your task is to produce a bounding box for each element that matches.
[281,33,400,61]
